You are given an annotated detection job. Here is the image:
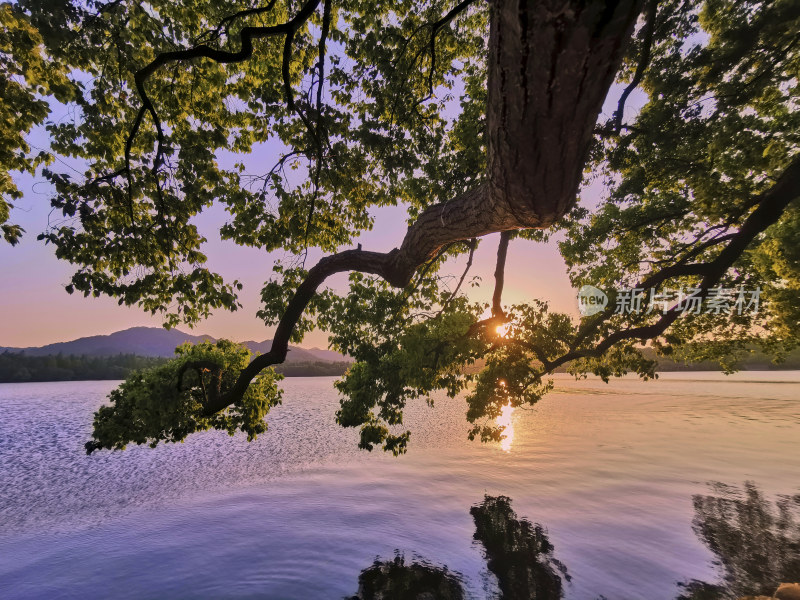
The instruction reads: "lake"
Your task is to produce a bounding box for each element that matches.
[1,373,799,599]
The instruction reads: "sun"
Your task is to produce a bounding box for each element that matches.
[495,323,510,338]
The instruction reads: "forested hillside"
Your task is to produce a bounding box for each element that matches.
[0,352,351,382]
[0,353,166,382]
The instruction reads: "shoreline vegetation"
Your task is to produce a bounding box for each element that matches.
[558,346,800,373]
[0,352,352,382]
[2,347,800,383]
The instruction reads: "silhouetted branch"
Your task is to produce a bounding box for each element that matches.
[124,0,322,190]
[613,0,658,132]
[550,156,800,369]
[439,238,477,314]
[492,231,511,318]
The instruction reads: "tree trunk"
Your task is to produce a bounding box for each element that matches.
[387,0,643,282]
[487,0,642,226]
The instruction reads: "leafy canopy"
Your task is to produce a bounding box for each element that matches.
[87,340,283,452]
[2,0,799,453]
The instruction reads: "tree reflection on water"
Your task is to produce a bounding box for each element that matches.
[677,482,800,600]
[350,483,800,600]
[352,494,568,600]
[471,495,570,599]
[352,553,466,600]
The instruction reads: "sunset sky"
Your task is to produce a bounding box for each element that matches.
[0,188,579,348]
[0,89,632,350]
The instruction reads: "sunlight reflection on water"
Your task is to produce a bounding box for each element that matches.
[496,402,515,452]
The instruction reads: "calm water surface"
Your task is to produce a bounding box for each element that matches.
[1,372,799,599]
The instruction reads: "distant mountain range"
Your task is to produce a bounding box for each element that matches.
[0,327,350,364]
[7,328,797,373]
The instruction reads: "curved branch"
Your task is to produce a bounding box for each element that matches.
[125,0,322,180]
[613,0,658,132]
[439,238,477,314]
[204,183,496,413]
[134,0,321,83]
[196,0,280,45]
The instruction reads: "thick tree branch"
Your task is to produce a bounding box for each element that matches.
[486,0,644,224]
[205,184,494,413]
